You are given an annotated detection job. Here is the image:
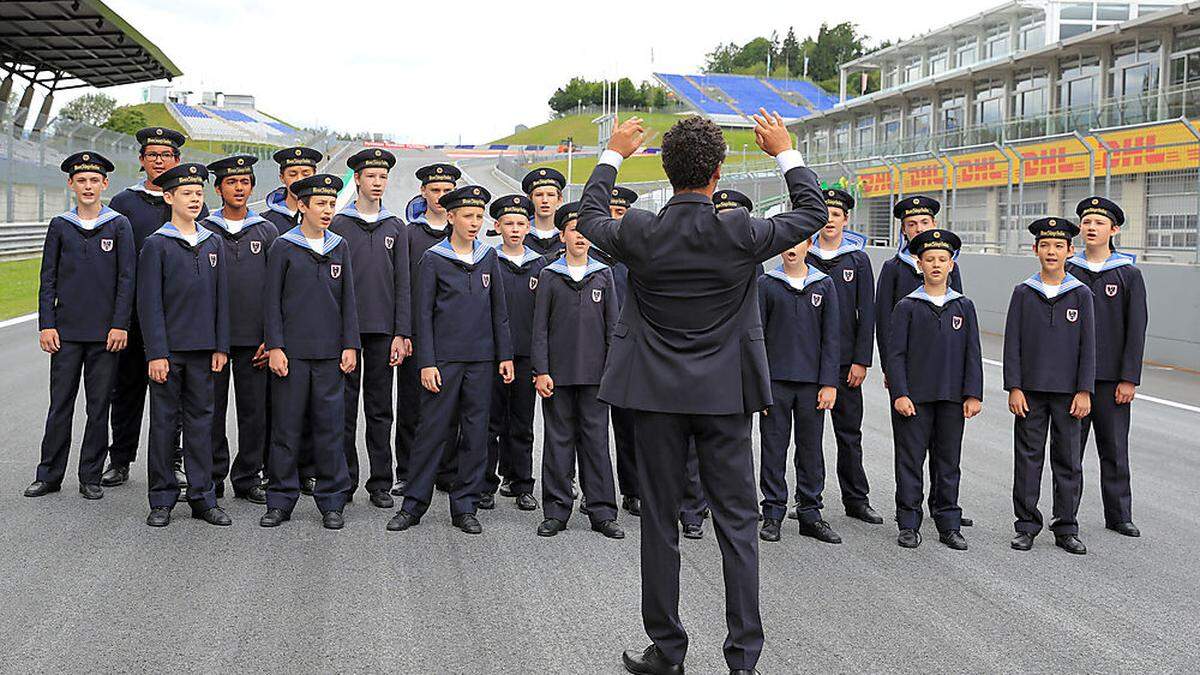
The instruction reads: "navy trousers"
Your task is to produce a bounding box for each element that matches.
[760,381,825,523]
[1013,390,1083,536]
[107,320,146,466]
[1080,380,1134,526]
[343,334,395,495]
[679,441,709,526]
[612,405,638,498]
[212,344,268,494]
[394,350,420,482]
[267,358,350,514]
[485,356,536,496]
[832,365,870,507]
[146,351,217,512]
[36,341,118,486]
[893,400,964,532]
[541,384,617,524]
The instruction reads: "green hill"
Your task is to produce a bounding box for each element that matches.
[493,112,761,150]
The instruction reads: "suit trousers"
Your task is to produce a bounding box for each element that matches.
[36,341,117,486]
[1013,390,1083,536]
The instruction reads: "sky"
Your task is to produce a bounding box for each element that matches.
[56,0,1001,144]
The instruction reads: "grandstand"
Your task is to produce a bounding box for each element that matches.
[653,72,839,125]
[166,101,303,146]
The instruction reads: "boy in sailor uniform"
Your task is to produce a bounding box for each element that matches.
[522,167,567,258]
[1005,217,1096,555]
[261,174,359,530]
[886,229,983,550]
[26,152,134,501]
[137,163,230,527]
[387,185,514,535]
[1065,197,1148,539]
[202,155,277,504]
[756,237,841,544]
[531,203,623,539]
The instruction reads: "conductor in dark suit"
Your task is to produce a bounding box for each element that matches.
[578,110,828,675]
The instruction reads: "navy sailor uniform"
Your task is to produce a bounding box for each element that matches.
[532,256,620,525]
[35,207,135,486]
[330,201,412,497]
[886,287,983,533]
[756,267,840,522]
[1066,251,1147,526]
[136,223,228,512]
[263,228,359,515]
[1003,273,1096,536]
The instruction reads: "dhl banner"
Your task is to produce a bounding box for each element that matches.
[846,118,1200,199]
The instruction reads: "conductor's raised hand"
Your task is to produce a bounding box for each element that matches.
[752,108,792,157]
[607,116,646,159]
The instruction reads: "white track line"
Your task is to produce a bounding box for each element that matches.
[982,357,1200,414]
[0,312,36,329]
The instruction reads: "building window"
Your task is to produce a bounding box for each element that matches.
[904,55,923,83]
[940,91,966,133]
[975,79,1005,127]
[1060,3,1094,20]
[1012,67,1048,119]
[1096,3,1130,21]
[929,48,950,75]
[855,115,875,149]
[1060,23,1094,40]
[881,108,902,145]
[1146,169,1200,250]
[985,25,1011,60]
[1019,16,1046,51]
[883,62,900,90]
[812,129,830,158]
[834,122,850,152]
[907,100,932,139]
[956,37,978,68]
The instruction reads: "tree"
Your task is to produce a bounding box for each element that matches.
[704,42,740,73]
[781,27,802,77]
[732,37,774,71]
[101,106,147,135]
[59,92,117,126]
[807,22,869,83]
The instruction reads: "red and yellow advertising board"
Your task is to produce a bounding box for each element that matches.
[848,118,1200,198]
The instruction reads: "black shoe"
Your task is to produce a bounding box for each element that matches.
[193,506,232,526]
[682,523,704,540]
[499,479,516,497]
[515,493,538,511]
[146,507,171,527]
[1054,533,1087,555]
[215,482,225,499]
[386,510,420,531]
[846,503,884,524]
[593,519,625,539]
[478,493,496,510]
[1011,532,1036,551]
[452,513,482,534]
[961,516,974,527]
[100,463,129,487]
[390,478,407,496]
[759,518,781,542]
[622,496,642,517]
[730,671,759,675]
[300,477,316,496]
[578,496,589,515]
[259,508,290,528]
[23,481,60,498]
[234,485,268,504]
[369,490,394,509]
[79,484,103,500]
[622,644,683,675]
[323,510,345,530]
[939,530,968,550]
[897,528,921,548]
[1107,521,1141,537]
[538,518,567,537]
[798,519,842,544]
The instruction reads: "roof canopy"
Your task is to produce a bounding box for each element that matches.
[0,0,181,92]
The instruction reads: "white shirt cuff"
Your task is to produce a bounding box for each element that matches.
[598,149,624,170]
[775,149,805,173]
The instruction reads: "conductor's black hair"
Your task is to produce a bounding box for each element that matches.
[661,116,726,191]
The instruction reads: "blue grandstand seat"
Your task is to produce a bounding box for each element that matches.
[656,73,736,115]
[696,74,806,117]
[205,107,256,123]
[171,103,210,119]
[266,121,294,134]
[769,78,838,110]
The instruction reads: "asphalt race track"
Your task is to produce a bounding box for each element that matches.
[1,151,1198,672]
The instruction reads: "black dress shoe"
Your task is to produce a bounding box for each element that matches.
[730,670,758,675]
[146,507,172,527]
[194,506,232,526]
[846,503,884,524]
[798,519,842,544]
[499,479,516,497]
[79,484,103,500]
[23,481,60,498]
[759,518,781,542]
[323,510,345,530]
[622,644,683,675]
[593,520,625,539]
[1107,521,1141,537]
[1011,531,1036,551]
[961,516,974,527]
[622,495,642,517]
[386,510,420,531]
[369,490,394,509]
[300,477,316,496]
[259,508,290,527]
[1054,533,1087,555]
[234,484,268,504]
[100,463,129,487]
[897,528,921,548]
[515,493,538,511]
[682,523,704,540]
[538,518,567,537]
[390,479,407,496]
[478,493,496,510]
[452,513,482,534]
[939,530,968,550]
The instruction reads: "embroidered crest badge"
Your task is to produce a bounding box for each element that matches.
[1066,308,1079,322]
[592,289,603,303]
[952,315,963,330]
[208,252,218,267]
[1105,284,1118,297]
[250,240,262,255]
[811,293,823,307]
[529,277,538,291]
[100,238,113,252]
[384,236,395,250]
[331,264,342,279]
[482,273,491,288]
[843,269,855,282]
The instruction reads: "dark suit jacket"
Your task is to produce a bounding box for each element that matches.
[576,161,828,415]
